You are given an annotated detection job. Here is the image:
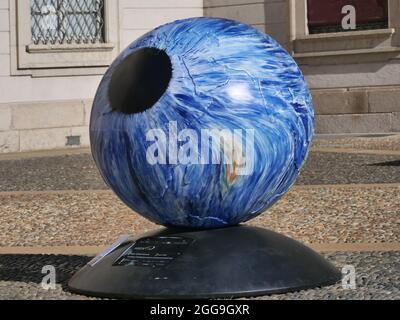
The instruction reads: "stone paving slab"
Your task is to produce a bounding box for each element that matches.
[0,252,398,300]
[0,185,398,247]
[0,191,155,247]
[251,185,400,244]
[296,152,400,185]
[2,242,400,256]
[259,251,400,300]
[0,138,399,300]
[0,153,107,192]
[313,134,400,151]
[1,151,400,192]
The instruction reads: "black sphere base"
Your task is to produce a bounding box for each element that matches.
[68,225,341,299]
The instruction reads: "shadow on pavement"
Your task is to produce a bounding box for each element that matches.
[369,160,400,167]
[0,254,91,290]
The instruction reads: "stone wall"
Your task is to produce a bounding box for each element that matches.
[1,0,400,154]
[204,0,290,49]
[204,0,400,135]
[0,100,92,153]
[0,0,203,153]
[313,86,400,134]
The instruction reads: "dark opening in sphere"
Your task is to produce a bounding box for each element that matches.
[108,48,172,114]
[90,17,314,229]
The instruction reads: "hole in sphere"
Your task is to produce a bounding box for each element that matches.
[108,47,172,114]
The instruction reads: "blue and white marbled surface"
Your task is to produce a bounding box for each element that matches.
[90,17,314,228]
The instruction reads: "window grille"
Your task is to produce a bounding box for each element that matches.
[31,0,105,45]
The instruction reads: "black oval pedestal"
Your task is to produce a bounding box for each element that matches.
[68,225,341,299]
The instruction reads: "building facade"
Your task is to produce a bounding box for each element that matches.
[0,0,399,153]
[205,0,400,134]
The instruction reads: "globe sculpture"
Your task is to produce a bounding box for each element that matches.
[90,17,314,228]
[69,17,340,299]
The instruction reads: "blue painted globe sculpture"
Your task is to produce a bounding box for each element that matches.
[90,17,314,229]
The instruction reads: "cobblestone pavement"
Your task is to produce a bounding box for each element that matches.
[0,252,398,300]
[313,134,400,151]
[1,151,400,191]
[0,186,398,247]
[0,135,399,300]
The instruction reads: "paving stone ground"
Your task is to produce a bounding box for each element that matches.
[313,134,400,151]
[0,134,399,300]
[0,186,398,247]
[1,151,400,191]
[0,252,398,300]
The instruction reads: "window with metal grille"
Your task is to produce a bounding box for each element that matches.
[31,0,105,45]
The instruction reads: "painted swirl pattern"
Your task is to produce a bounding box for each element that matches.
[90,17,314,228]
